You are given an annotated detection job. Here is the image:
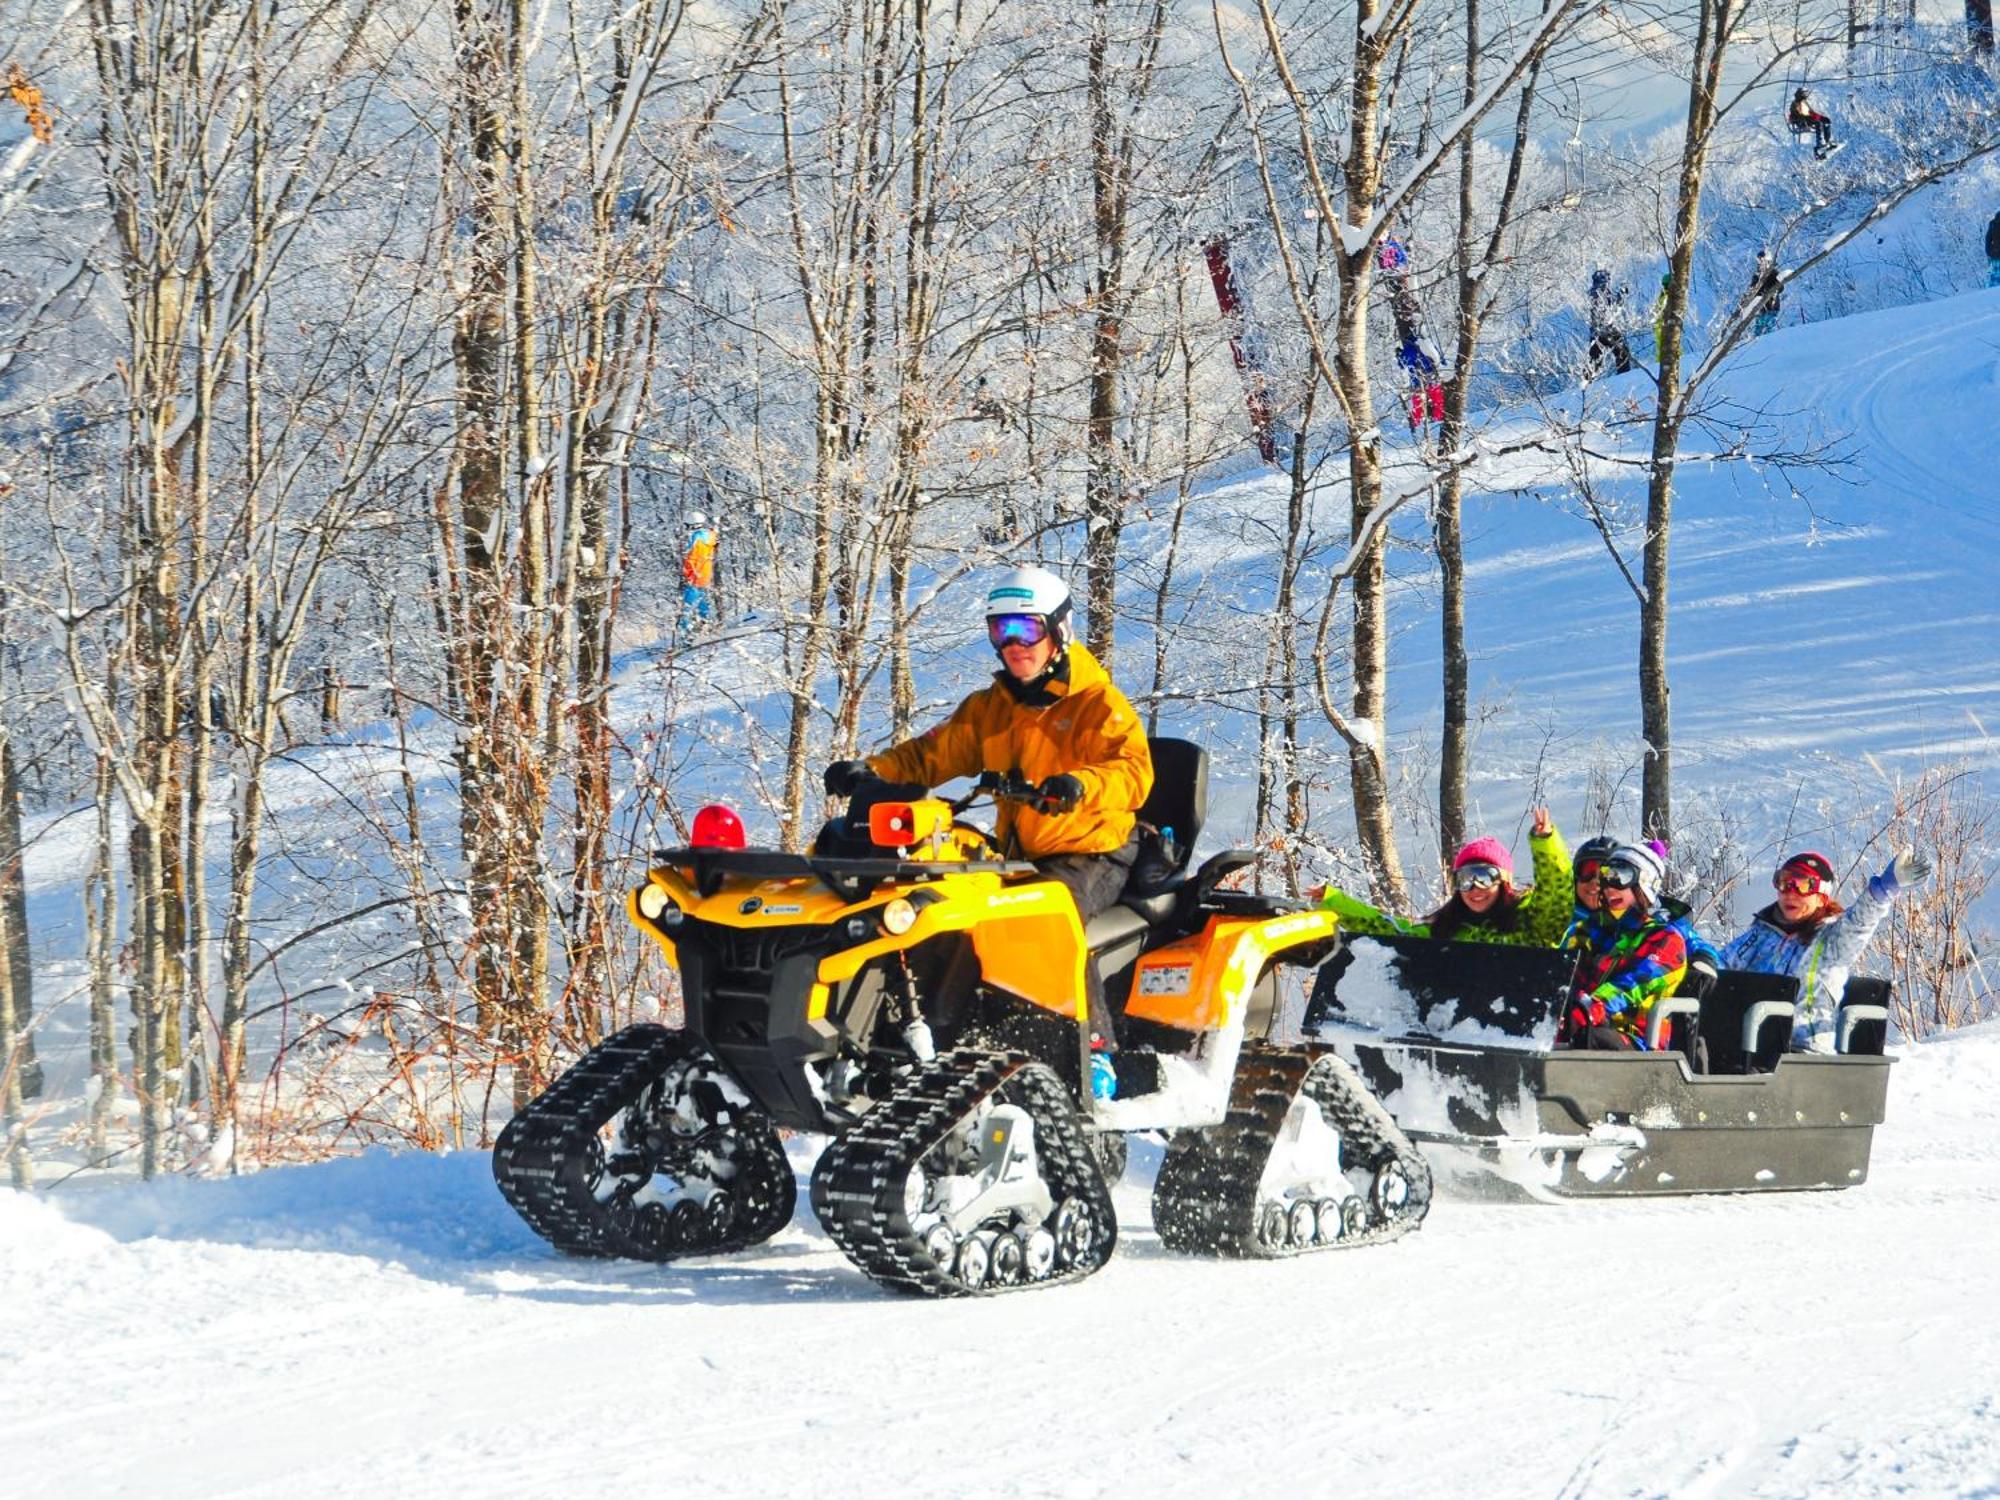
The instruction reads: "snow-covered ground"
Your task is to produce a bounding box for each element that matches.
[10,251,2000,1500]
[6,1022,1998,1498]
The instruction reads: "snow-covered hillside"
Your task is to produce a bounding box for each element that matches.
[1178,283,2000,911]
[6,1021,1998,1499]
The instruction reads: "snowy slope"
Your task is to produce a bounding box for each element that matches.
[1174,284,2000,908]
[6,1024,1999,1499]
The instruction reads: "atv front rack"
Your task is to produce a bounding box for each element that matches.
[653,846,1039,901]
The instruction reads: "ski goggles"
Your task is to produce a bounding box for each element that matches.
[1454,863,1506,892]
[1775,872,1825,895]
[1597,863,1643,891]
[1574,861,1603,885]
[987,613,1049,649]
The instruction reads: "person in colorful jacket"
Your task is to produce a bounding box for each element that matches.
[1720,847,1930,1051]
[679,513,717,632]
[1561,843,1688,1050]
[823,565,1152,1087]
[1575,834,1721,1003]
[1317,808,1573,947]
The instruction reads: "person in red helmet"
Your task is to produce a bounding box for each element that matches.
[1720,847,1930,1051]
[1315,807,1573,946]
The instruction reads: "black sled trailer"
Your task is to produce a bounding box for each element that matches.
[1289,935,1894,1202]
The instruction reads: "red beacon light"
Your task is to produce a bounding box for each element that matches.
[690,803,747,850]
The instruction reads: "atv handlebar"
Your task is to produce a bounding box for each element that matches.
[967,769,1065,815]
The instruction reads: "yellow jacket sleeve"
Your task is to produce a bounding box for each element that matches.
[1069,681,1152,818]
[865,691,993,790]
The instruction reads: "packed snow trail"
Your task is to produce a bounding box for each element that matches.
[6,1025,1999,1499]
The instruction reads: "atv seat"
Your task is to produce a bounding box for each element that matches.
[1083,904,1151,954]
[1119,736,1208,923]
[1837,976,1891,1056]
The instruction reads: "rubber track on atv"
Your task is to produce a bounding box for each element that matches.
[809,1049,1116,1298]
[493,1024,795,1261]
[1151,1044,1432,1257]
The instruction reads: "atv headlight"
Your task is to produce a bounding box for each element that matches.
[638,884,682,927]
[880,897,918,936]
[843,915,872,942]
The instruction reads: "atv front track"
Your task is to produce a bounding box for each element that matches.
[810,1049,1116,1297]
[494,1024,796,1261]
[1151,1044,1432,1257]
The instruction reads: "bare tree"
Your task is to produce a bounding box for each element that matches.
[1217,0,1580,904]
[1434,0,1553,864]
[1636,0,2000,836]
[1081,0,1168,667]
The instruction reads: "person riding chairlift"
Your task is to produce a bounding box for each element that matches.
[1788,87,1834,158]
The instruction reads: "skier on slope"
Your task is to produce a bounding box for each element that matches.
[1788,87,1835,159]
[678,513,718,634]
[1585,270,1635,376]
[822,566,1153,1096]
[1985,208,2000,289]
[1747,250,1783,337]
[1721,848,1931,1052]
[1389,279,1445,431]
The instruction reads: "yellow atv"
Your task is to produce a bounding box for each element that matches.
[494,738,1431,1296]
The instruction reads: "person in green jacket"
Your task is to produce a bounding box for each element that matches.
[1315,807,1574,947]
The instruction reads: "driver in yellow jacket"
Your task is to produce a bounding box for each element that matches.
[823,566,1152,1077]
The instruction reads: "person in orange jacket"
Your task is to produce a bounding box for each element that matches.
[823,565,1152,1081]
[679,513,717,632]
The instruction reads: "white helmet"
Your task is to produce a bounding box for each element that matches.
[985,565,1073,650]
[687,512,708,528]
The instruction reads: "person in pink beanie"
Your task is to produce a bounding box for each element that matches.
[1315,807,1574,946]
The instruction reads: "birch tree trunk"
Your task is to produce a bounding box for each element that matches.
[1642,0,1733,840]
[1082,0,1166,669]
[0,710,39,1101]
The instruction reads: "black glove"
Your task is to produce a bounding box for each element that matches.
[823,760,869,798]
[1680,954,1719,1001]
[1036,773,1084,813]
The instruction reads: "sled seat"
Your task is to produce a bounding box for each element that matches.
[1697,970,1799,1074]
[1646,993,1704,1067]
[1837,976,1891,1056]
